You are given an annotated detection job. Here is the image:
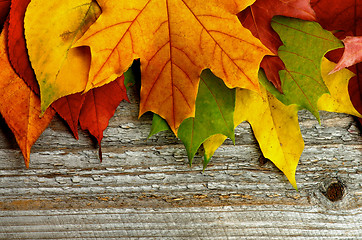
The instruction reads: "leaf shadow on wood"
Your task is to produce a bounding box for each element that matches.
[0,114,19,149]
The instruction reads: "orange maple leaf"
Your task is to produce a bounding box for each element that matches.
[8,0,86,140]
[76,0,270,132]
[0,23,55,167]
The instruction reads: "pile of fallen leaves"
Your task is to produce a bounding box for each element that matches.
[0,0,361,188]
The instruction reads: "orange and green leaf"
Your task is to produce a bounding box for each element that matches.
[76,0,270,133]
[239,0,316,54]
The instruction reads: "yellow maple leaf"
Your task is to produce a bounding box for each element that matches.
[24,0,101,113]
[204,81,302,189]
[318,58,362,117]
[75,0,270,132]
[204,59,362,189]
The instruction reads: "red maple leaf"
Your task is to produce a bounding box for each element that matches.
[79,76,129,161]
[311,0,362,122]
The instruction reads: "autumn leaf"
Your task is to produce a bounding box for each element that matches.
[0,23,55,167]
[311,0,362,121]
[75,0,270,133]
[8,0,86,139]
[8,0,38,94]
[329,37,362,74]
[148,114,171,139]
[311,0,361,72]
[0,0,10,30]
[238,0,316,54]
[311,0,361,37]
[259,56,285,92]
[24,0,101,112]
[204,72,302,189]
[318,58,362,117]
[148,69,235,162]
[267,16,343,121]
[52,94,86,140]
[177,69,235,162]
[238,0,315,90]
[204,58,360,188]
[79,76,129,160]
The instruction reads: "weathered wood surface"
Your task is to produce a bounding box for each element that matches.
[0,88,361,239]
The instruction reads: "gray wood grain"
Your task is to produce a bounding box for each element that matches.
[0,89,361,239]
[0,206,361,239]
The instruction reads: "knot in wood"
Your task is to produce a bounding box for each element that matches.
[321,178,345,202]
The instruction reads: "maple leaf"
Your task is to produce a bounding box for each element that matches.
[75,0,270,133]
[267,16,343,121]
[318,58,362,117]
[259,55,285,92]
[148,114,171,139]
[52,94,86,139]
[0,23,55,167]
[8,0,38,94]
[204,58,361,188]
[24,0,101,112]
[147,69,235,162]
[311,0,362,121]
[238,0,315,90]
[0,0,10,31]
[79,76,129,160]
[204,74,302,189]
[8,0,86,139]
[330,36,362,74]
[311,0,361,37]
[238,0,316,54]
[177,69,235,162]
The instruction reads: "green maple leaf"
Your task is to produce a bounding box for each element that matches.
[177,69,235,163]
[148,69,235,163]
[148,114,171,139]
[267,16,343,121]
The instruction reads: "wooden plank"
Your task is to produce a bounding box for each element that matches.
[0,88,361,238]
[0,206,361,239]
